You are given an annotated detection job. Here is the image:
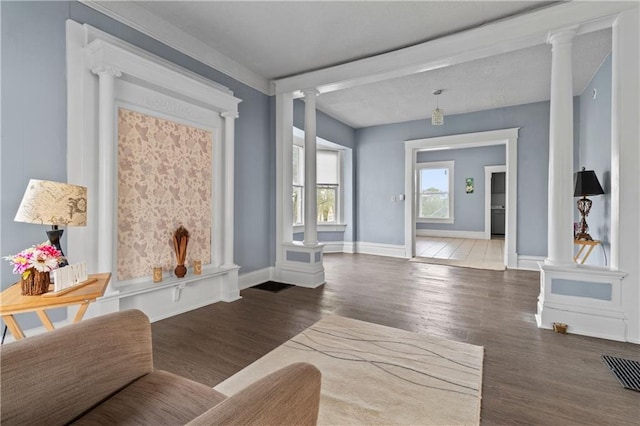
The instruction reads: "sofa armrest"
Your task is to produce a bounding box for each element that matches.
[187,362,321,426]
[0,309,153,425]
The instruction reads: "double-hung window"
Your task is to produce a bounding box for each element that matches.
[417,160,454,223]
[316,150,339,223]
[292,145,342,225]
[292,145,304,225]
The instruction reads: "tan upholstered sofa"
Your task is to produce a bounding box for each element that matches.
[0,309,321,425]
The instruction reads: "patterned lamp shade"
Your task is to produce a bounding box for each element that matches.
[14,179,87,226]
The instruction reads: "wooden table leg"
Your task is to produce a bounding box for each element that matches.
[73,301,90,323]
[35,310,55,331]
[2,315,26,341]
[574,245,587,263]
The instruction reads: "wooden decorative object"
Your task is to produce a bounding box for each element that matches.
[21,270,50,296]
[153,267,163,283]
[552,322,568,334]
[173,226,190,278]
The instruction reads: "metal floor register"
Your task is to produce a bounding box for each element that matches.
[602,355,640,392]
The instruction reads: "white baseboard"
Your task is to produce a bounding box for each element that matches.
[416,229,487,239]
[355,241,407,258]
[517,255,545,271]
[322,241,345,254]
[238,267,274,290]
[343,241,355,254]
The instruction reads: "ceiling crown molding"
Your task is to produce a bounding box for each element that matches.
[81,0,272,95]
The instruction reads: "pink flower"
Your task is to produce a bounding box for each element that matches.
[4,243,64,277]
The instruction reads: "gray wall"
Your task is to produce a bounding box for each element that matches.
[416,145,506,232]
[1,1,275,329]
[577,54,612,266]
[356,101,551,256]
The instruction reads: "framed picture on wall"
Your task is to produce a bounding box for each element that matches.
[466,178,474,194]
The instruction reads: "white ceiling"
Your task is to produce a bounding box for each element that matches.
[130,1,612,128]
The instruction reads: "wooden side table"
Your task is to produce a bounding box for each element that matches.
[0,273,110,341]
[574,239,600,264]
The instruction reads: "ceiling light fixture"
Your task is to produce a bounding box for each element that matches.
[431,89,444,126]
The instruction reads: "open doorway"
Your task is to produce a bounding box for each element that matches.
[404,129,519,269]
[484,165,507,241]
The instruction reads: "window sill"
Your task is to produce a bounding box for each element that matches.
[293,224,347,233]
[416,218,455,224]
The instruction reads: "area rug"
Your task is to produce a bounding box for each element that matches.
[410,256,506,271]
[215,315,484,425]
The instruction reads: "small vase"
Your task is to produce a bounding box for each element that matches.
[21,270,50,295]
[174,264,187,278]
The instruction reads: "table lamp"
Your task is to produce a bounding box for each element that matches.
[14,179,87,267]
[573,167,604,241]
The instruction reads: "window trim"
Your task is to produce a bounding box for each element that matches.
[416,160,455,224]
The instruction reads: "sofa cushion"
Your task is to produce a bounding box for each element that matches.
[71,370,227,425]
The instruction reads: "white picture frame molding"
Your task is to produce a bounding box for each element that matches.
[65,20,242,322]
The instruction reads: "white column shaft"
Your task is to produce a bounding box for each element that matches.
[222,112,238,267]
[546,29,577,266]
[303,90,319,246]
[94,68,120,273]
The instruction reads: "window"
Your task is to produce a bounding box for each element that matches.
[292,146,342,225]
[417,161,454,223]
[317,150,339,223]
[292,145,304,225]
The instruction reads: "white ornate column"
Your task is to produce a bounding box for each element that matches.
[303,89,319,246]
[221,111,238,268]
[545,27,577,266]
[91,65,122,273]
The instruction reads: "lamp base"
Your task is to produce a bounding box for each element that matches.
[46,228,69,267]
[575,196,593,242]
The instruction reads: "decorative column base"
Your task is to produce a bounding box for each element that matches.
[536,263,627,341]
[276,242,325,288]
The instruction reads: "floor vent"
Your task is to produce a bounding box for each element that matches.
[602,355,640,392]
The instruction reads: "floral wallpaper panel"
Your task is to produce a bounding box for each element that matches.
[117,108,212,281]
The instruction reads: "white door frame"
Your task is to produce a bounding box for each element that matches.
[405,128,519,268]
[484,165,507,239]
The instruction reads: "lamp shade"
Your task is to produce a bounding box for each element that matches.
[14,179,87,226]
[431,107,444,126]
[573,168,604,197]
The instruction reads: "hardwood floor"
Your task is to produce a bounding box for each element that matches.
[151,254,640,425]
[416,236,504,263]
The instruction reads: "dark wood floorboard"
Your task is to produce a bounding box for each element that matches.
[151,253,640,425]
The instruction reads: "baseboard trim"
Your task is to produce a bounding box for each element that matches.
[238,267,274,290]
[322,241,345,254]
[517,255,545,271]
[416,229,487,240]
[355,242,407,258]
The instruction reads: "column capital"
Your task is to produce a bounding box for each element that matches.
[302,88,319,99]
[221,111,239,119]
[547,26,579,46]
[90,65,122,78]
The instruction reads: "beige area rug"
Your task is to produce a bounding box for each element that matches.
[410,256,506,271]
[215,315,484,425]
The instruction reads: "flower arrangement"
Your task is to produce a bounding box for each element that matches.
[4,242,64,279]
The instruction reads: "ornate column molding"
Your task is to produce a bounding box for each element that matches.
[545,26,578,267]
[90,65,123,78]
[302,89,319,246]
[221,111,238,268]
[92,66,122,273]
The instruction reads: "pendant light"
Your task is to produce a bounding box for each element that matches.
[431,89,444,126]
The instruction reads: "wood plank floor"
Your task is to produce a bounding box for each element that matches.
[151,254,640,425]
[416,236,505,263]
